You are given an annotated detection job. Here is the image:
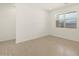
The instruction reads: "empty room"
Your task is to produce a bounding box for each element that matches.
[0,3,79,56]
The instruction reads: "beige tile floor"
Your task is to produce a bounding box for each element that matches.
[0,36,79,56]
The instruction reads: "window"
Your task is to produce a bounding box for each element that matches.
[56,15,65,28]
[56,11,77,28]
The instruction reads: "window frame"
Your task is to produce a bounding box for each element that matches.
[56,11,77,29]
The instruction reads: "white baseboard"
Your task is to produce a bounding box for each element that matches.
[16,34,48,44]
[0,37,16,42]
[50,34,79,42]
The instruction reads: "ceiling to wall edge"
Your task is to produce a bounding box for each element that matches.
[0,3,78,11]
[0,3,16,7]
[46,3,79,12]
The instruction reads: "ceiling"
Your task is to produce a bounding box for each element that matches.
[0,3,78,11]
[24,3,67,10]
[17,3,77,11]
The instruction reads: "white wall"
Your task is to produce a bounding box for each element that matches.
[50,4,79,42]
[16,4,79,43]
[16,4,48,43]
[0,6,16,41]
